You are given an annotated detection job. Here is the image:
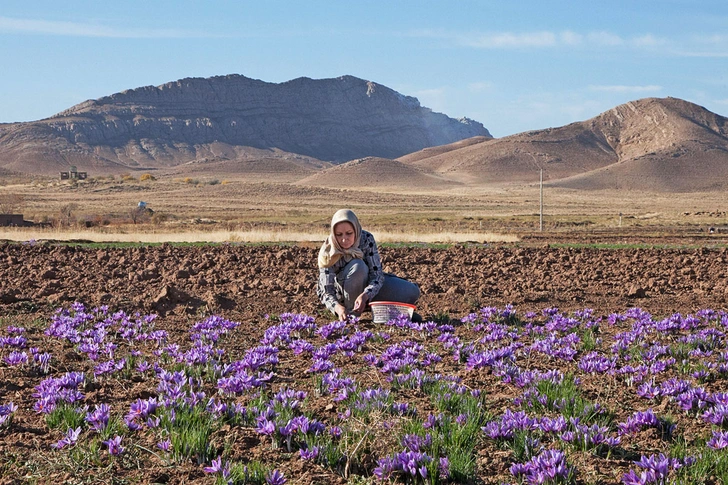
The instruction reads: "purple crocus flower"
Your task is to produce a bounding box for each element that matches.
[203,456,230,478]
[617,409,670,436]
[85,403,111,432]
[659,378,691,396]
[299,446,319,460]
[157,439,172,452]
[579,352,616,373]
[103,435,124,456]
[621,469,650,485]
[0,334,27,348]
[675,387,711,413]
[707,430,728,449]
[510,449,573,484]
[622,452,689,484]
[539,415,567,434]
[439,456,450,479]
[702,403,728,427]
[33,351,52,374]
[256,418,276,436]
[636,382,661,399]
[0,402,17,426]
[4,351,28,366]
[52,427,82,449]
[266,469,286,485]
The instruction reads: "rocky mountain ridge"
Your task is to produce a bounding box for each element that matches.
[0,74,490,174]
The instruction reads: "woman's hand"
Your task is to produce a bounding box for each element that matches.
[353,292,369,313]
[334,303,348,321]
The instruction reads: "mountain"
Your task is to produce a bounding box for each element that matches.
[399,97,728,191]
[0,74,491,175]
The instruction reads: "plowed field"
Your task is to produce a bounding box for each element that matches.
[1,242,725,319]
[1,241,727,484]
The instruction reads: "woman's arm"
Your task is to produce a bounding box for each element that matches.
[318,263,349,320]
[360,231,385,300]
[317,266,341,312]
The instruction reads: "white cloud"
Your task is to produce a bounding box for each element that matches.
[675,34,728,57]
[426,28,685,53]
[0,16,212,38]
[461,31,557,48]
[467,82,494,92]
[677,50,728,58]
[586,31,624,46]
[631,34,665,47]
[693,34,728,45]
[559,31,583,45]
[455,30,670,49]
[588,85,663,93]
[408,27,728,58]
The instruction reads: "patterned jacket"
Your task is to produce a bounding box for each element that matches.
[317,230,385,312]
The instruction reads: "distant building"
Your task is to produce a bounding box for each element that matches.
[0,214,33,227]
[60,165,88,180]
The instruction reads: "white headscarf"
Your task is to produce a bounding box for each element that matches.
[318,209,365,268]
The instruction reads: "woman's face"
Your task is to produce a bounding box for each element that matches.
[334,221,356,250]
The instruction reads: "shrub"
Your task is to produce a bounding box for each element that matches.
[151,212,168,225]
[140,173,156,182]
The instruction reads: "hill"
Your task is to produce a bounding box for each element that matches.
[0,74,490,176]
[400,97,728,191]
[296,156,463,191]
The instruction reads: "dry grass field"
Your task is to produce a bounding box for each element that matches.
[0,172,726,244]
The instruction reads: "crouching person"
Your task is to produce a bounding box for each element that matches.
[317,209,420,321]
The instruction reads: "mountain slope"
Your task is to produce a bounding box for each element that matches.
[400,97,728,191]
[296,156,463,191]
[0,75,490,175]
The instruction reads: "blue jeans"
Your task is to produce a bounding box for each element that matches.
[335,259,420,313]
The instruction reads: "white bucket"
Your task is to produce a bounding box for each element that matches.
[369,301,416,323]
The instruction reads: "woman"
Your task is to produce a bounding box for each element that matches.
[317,209,420,321]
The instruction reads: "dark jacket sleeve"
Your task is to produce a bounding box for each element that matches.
[360,230,384,299]
[317,261,342,312]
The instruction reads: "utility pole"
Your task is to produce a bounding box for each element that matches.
[539,169,543,232]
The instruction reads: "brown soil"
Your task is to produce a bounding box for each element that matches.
[0,241,726,484]
[1,242,724,319]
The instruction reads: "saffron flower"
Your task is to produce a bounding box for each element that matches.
[85,403,111,432]
[299,446,319,460]
[702,402,728,427]
[0,402,17,426]
[707,430,728,449]
[203,456,231,479]
[157,439,172,452]
[4,351,28,366]
[52,427,82,449]
[102,435,124,456]
[266,469,286,485]
[622,453,690,485]
[509,449,573,484]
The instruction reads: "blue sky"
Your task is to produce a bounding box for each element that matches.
[1,1,727,137]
